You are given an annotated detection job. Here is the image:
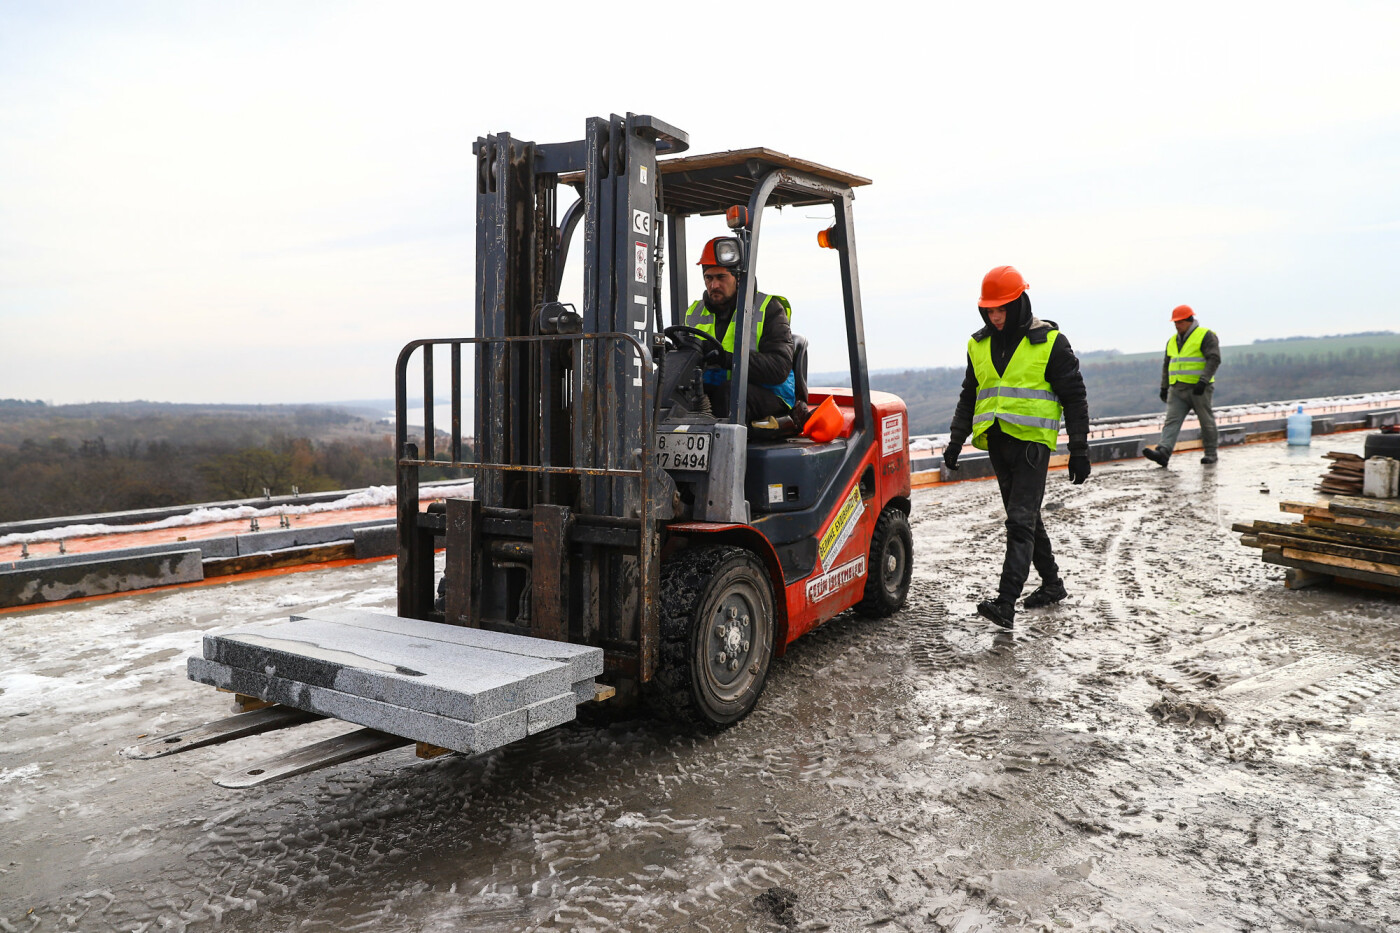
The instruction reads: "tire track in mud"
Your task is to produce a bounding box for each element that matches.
[901,461,1400,931]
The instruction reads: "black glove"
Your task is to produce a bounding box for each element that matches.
[1159,387,1169,403]
[710,348,733,370]
[1068,454,1091,485]
[1192,382,1207,396]
[943,439,963,470]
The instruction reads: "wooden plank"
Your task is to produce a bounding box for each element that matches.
[1323,451,1363,461]
[203,542,356,577]
[1263,552,1400,594]
[1258,534,1400,567]
[1304,514,1382,529]
[1333,494,1400,514]
[1279,547,1400,577]
[1281,501,1338,523]
[1248,519,1400,549]
[657,148,871,187]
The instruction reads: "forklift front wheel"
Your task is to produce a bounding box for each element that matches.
[855,507,913,617]
[654,546,775,727]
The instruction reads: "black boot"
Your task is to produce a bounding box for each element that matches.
[1200,452,1218,464]
[1143,445,1170,467]
[1023,579,1068,609]
[977,599,1016,629]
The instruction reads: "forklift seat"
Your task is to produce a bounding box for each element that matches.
[792,333,809,405]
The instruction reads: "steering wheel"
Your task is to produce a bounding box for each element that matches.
[663,325,727,362]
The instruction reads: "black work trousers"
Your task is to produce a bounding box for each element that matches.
[986,425,1060,602]
[706,381,789,422]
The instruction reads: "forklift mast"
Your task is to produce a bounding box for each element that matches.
[394,114,688,684]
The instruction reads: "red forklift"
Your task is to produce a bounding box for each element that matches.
[131,113,912,784]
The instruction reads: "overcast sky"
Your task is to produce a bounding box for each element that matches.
[2,2,1397,405]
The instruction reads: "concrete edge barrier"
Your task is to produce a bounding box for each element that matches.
[353,524,397,559]
[0,549,204,609]
[234,519,395,557]
[0,478,468,538]
[1,535,237,573]
[1,518,396,574]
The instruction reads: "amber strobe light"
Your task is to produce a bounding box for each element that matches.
[726,205,749,229]
[817,224,844,249]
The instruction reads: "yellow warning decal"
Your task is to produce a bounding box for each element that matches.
[817,483,865,571]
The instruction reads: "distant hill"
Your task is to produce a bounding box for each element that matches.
[833,332,1400,435]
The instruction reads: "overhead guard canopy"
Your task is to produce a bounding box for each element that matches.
[561,148,871,218]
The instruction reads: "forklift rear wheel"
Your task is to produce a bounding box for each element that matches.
[653,545,775,727]
[856,508,912,617]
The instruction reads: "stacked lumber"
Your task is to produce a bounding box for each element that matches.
[1316,451,1366,495]
[1236,496,1400,594]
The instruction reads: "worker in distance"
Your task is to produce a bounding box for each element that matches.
[1143,305,1221,467]
[943,266,1091,629]
[683,236,797,423]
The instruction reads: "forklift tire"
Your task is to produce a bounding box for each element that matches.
[855,507,912,618]
[651,545,775,728]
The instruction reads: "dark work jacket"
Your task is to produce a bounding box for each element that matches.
[948,294,1091,456]
[707,291,795,386]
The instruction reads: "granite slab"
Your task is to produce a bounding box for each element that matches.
[202,617,575,722]
[187,658,534,754]
[292,608,605,682]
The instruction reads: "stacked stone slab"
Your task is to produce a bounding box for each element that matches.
[188,608,604,756]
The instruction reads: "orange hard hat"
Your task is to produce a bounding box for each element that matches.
[802,396,843,444]
[1171,304,1194,322]
[979,265,1028,308]
[696,236,742,268]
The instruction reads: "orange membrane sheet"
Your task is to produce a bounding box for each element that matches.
[0,504,398,565]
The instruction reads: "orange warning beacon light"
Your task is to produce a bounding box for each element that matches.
[817,224,845,250]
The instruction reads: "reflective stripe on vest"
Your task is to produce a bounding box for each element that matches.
[683,293,796,407]
[967,330,1063,451]
[1166,326,1214,385]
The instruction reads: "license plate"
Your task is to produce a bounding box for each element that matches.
[656,430,710,471]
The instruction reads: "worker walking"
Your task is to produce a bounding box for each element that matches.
[1143,305,1221,466]
[943,266,1091,629]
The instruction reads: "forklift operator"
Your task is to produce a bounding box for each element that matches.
[684,236,796,422]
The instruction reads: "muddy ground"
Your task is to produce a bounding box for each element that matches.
[2,434,1398,932]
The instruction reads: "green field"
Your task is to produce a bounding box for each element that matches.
[1109,332,1400,364]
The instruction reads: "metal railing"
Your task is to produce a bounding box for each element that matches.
[394,333,656,479]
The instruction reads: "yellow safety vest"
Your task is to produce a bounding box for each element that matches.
[683,293,795,406]
[968,330,1063,451]
[1166,326,1214,385]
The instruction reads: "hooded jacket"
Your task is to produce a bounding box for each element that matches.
[948,294,1090,456]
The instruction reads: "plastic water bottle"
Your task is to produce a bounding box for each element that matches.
[1287,405,1312,446]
